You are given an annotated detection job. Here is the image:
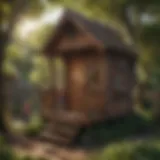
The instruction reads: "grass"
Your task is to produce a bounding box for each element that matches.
[90,138,160,160]
[0,136,48,160]
[87,106,160,160]
[10,113,44,137]
[25,114,44,137]
[5,104,160,160]
[79,112,157,147]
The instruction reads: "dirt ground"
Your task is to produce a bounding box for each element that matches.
[11,137,89,160]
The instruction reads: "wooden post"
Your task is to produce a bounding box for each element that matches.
[48,56,55,89]
[46,56,56,111]
[55,57,66,110]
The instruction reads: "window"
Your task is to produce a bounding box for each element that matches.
[118,59,129,72]
[86,61,102,92]
[113,59,131,92]
[114,74,126,91]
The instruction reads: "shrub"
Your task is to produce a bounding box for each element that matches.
[0,136,18,160]
[25,115,44,137]
[90,141,160,160]
[79,114,154,147]
[0,136,47,160]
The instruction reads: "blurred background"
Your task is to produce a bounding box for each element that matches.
[0,0,160,160]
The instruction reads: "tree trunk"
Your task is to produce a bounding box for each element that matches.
[0,32,8,133]
[0,0,28,134]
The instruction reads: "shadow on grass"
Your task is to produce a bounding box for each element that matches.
[90,142,160,160]
[76,113,159,149]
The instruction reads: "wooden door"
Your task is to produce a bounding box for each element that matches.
[67,56,86,111]
[67,56,108,120]
[83,56,108,120]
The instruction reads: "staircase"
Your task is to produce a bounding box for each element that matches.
[40,110,89,145]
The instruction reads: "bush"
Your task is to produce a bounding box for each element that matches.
[25,115,44,137]
[25,123,43,137]
[0,136,19,160]
[79,114,154,147]
[0,136,47,160]
[90,141,160,160]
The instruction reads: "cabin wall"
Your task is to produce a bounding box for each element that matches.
[106,53,135,118]
[43,17,137,123]
[55,25,101,52]
[66,52,135,121]
[42,51,135,122]
[66,53,109,121]
[82,55,108,119]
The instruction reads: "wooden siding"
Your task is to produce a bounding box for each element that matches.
[56,31,101,53]
[67,56,86,112]
[106,54,134,118]
[66,54,109,121]
[42,16,136,123]
[82,56,108,119]
[42,52,135,122]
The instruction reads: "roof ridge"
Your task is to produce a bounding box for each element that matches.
[44,8,137,56]
[63,8,124,40]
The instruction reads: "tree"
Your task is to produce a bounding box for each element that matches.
[0,0,45,133]
[29,55,51,88]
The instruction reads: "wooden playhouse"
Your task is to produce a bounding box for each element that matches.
[40,9,138,145]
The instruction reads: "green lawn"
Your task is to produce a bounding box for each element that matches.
[90,138,160,160]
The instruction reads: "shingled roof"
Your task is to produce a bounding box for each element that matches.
[44,8,137,56]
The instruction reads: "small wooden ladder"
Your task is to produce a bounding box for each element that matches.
[40,110,89,145]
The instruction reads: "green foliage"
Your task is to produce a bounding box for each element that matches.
[3,61,17,77]
[2,43,23,77]
[10,113,44,136]
[26,24,54,49]
[0,136,6,145]
[141,24,160,47]
[0,136,48,160]
[148,68,160,90]
[25,115,44,137]
[79,114,154,147]
[29,55,51,88]
[90,141,160,160]
[0,136,21,160]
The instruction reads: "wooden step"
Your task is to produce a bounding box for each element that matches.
[44,123,54,131]
[40,131,71,145]
[42,121,79,135]
[40,110,88,145]
[40,123,82,145]
[53,118,83,126]
[54,121,80,129]
[49,110,89,126]
[53,126,79,138]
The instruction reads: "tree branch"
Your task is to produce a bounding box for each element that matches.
[121,5,136,42]
[121,4,143,44]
